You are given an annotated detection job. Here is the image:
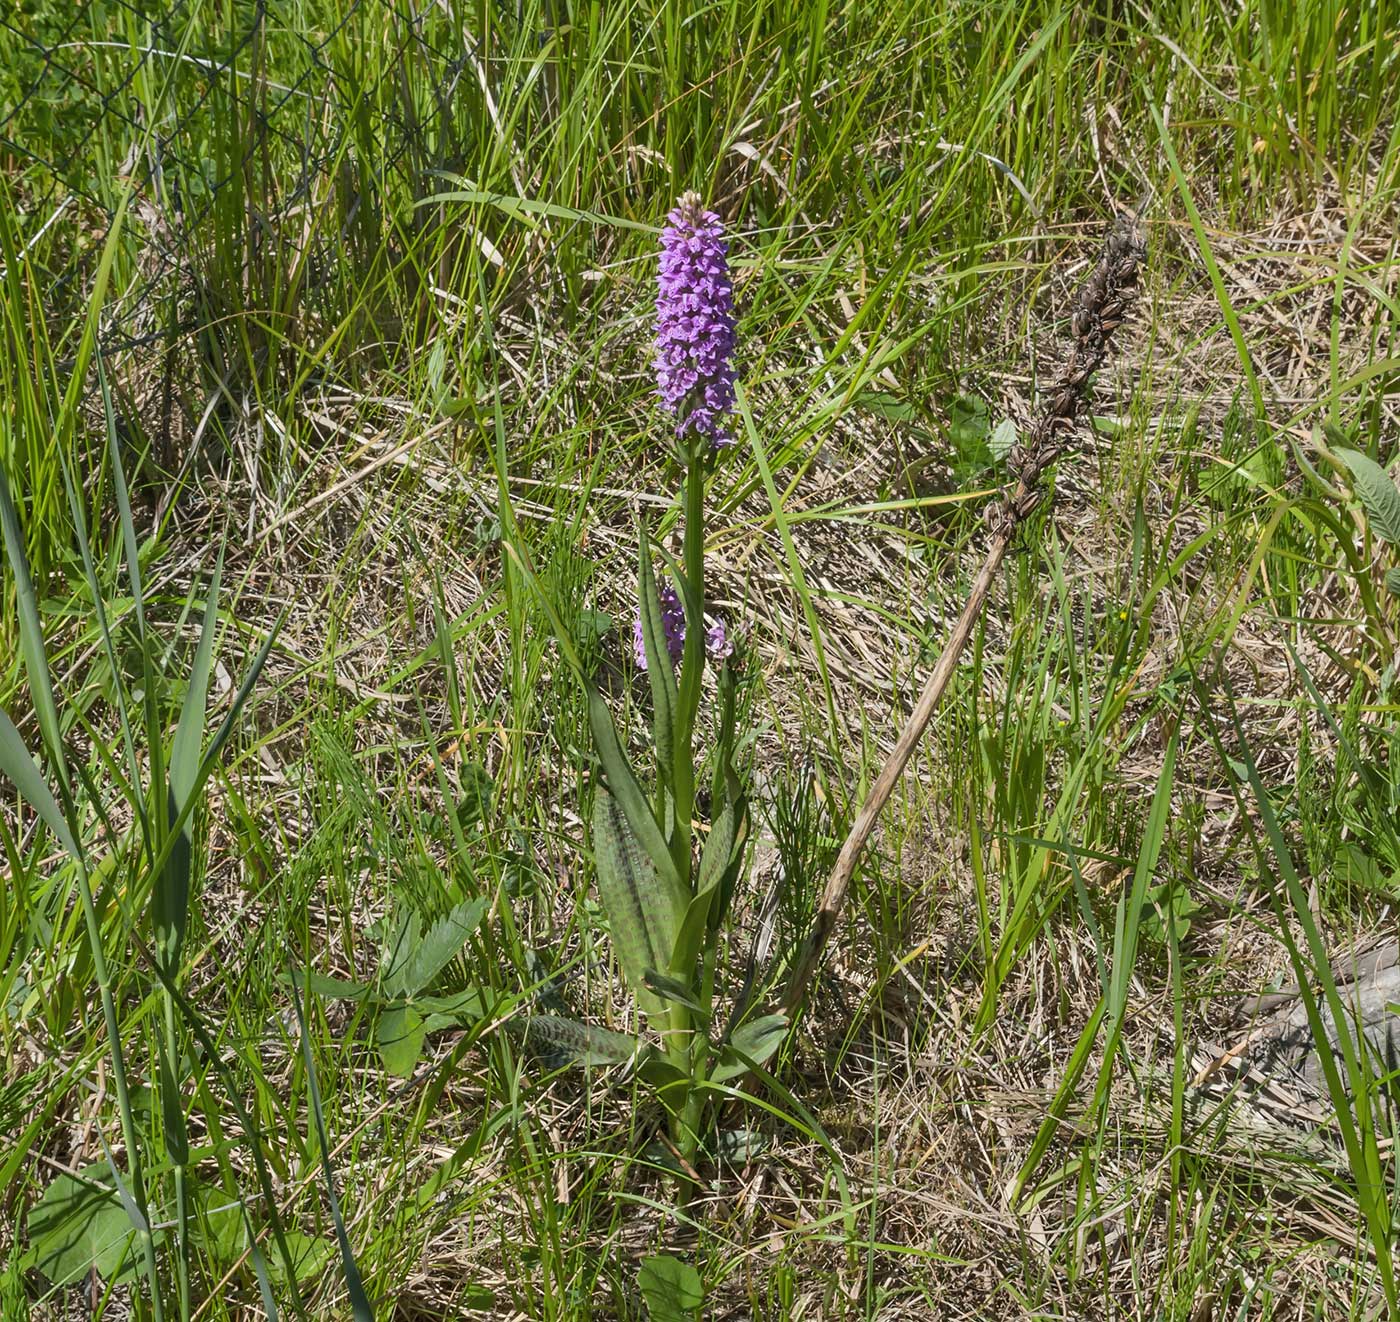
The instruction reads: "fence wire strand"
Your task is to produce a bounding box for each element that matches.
[1,0,465,371]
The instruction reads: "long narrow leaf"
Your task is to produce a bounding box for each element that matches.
[593,789,684,1023]
[670,805,736,975]
[98,352,148,641]
[0,710,80,861]
[1211,686,1395,1307]
[170,551,223,822]
[0,466,68,795]
[637,528,678,783]
[502,540,683,892]
[292,975,375,1322]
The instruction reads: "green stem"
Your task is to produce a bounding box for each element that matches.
[671,457,706,871]
[161,992,190,1321]
[668,447,709,1195]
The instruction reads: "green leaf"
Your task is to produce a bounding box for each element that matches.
[284,970,374,1001]
[0,446,67,788]
[419,186,660,234]
[593,790,684,1021]
[503,537,682,892]
[638,1253,704,1321]
[989,416,1017,462]
[458,1284,498,1312]
[291,974,375,1322]
[417,986,491,1029]
[27,1168,152,1285]
[0,710,80,860]
[158,1044,189,1167]
[1385,567,1400,597]
[455,762,494,829]
[265,1231,334,1290]
[949,393,990,448]
[575,608,614,643]
[191,1182,244,1267]
[380,909,423,1000]
[1337,448,1400,547]
[586,686,685,894]
[1141,879,1202,944]
[854,390,916,422]
[521,1015,641,1067]
[156,795,191,972]
[377,1004,426,1077]
[393,898,488,997]
[712,1014,788,1084]
[635,1049,689,1095]
[170,555,222,824]
[642,969,707,1018]
[713,1128,770,1163]
[670,804,738,975]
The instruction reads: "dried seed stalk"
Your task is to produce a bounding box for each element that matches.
[780,215,1146,1017]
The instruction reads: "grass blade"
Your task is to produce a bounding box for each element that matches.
[292,974,375,1322]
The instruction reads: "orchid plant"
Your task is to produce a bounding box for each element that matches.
[519,194,782,1179]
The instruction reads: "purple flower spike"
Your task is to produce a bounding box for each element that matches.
[633,581,735,672]
[656,191,736,448]
[634,583,687,671]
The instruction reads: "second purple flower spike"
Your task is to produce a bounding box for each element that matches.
[655,191,736,448]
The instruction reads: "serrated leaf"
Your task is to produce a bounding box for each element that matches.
[712,1014,788,1084]
[28,1168,152,1285]
[377,1004,426,1077]
[419,986,491,1031]
[1338,448,1400,547]
[989,417,1017,462]
[593,790,683,1021]
[393,898,488,996]
[638,1253,704,1321]
[380,909,423,999]
[521,1014,641,1067]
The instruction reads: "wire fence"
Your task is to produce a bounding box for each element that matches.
[1,0,471,369]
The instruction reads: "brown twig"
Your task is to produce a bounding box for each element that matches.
[779,214,1147,1019]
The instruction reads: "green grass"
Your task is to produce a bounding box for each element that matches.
[3,0,1400,1317]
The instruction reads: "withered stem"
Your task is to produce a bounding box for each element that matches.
[780,216,1146,1019]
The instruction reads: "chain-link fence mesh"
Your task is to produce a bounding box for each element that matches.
[1,1,474,369]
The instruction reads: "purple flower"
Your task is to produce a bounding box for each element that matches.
[705,619,733,663]
[632,582,735,671]
[655,191,736,447]
[633,583,686,670]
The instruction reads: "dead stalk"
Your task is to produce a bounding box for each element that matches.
[779,214,1147,1018]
